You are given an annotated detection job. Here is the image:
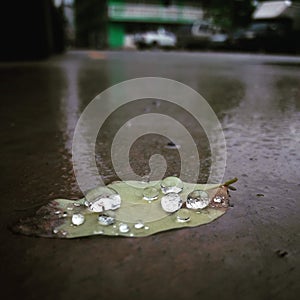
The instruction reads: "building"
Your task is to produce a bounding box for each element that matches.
[75,0,204,49]
[107,0,203,48]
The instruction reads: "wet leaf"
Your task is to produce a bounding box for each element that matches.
[12,179,236,238]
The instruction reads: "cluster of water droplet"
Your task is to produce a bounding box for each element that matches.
[85,193,121,212]
[52,176,225,237]
[158,176,214,217]
[52,187,153,237]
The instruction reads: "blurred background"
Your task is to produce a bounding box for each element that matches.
[1,0,300,60]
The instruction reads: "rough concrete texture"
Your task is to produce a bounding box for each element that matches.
[0,51,299,300]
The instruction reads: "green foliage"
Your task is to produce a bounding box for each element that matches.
[202,0,255,29]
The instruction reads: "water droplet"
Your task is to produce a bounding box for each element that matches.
[73,202,81,207]
[72,213,85,226]
[62,212,68,217]
[144,226,150,230]
[89,200,105,212]
[161,176,183,194]
[66,204,73,211]
[186,190,210,210]
[129,233,134,237]
[93,229,104,235]
[98,214,115,226]
[89,193,121,212]
[134,221,145,229]
[61,230,68,236]
[213,196,223,203]
[161,193,182,212]
[84,200,91,207]
[176,209,191,223]
[53,228,59,234]
[143,187,159,201]
[109,194,122,209]
[119,223,130,233]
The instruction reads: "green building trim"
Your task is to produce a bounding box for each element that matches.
[108,23,125,48]
[107,0,203,49]
[109,17,194,24]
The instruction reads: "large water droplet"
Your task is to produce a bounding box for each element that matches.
[89,199,106,212]
[98,214,115,226]
[176,208,191,223]
[160,176,183,194]
[161,193,182,212]
[71,213,85,226]
[186,190,210,210]
[89,193,121,212]
[119,223,130,233]
[143,187,159,201]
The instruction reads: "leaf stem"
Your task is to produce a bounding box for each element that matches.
[222,177,238,187]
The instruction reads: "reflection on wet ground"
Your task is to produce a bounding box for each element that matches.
[1,51,299,300]
[223,69,300,185]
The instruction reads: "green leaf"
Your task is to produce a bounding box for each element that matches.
[12,180,235,238]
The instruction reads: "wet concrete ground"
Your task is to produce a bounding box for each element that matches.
[1,50,299,299]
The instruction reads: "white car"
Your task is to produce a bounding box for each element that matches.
[134,28,177,49]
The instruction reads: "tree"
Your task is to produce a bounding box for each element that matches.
[75,0,108,48]
[201,0,255,30]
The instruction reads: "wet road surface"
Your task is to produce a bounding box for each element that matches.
[1,50,299,300]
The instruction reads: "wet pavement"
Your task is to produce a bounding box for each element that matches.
[1,50,299,300]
